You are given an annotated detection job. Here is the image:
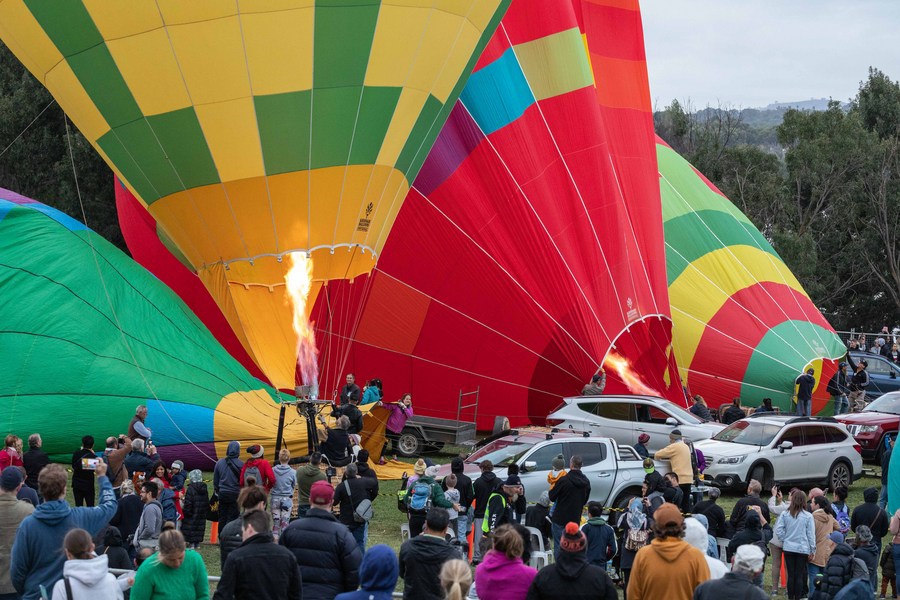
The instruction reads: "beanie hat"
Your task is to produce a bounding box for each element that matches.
[733,544,765,572]
[504,475,522,487]
[552,454,565,470]
[670,429,682,439]
[171,460,184,471]
[653,502,684,527]
[247,445,264,459]
[638,433,650,444]
[559,522,586,553]
[413,459,426,475]
[188,469,203,484]
[0,466,23,491]
[828,532,844,544]
[537,490,551,508]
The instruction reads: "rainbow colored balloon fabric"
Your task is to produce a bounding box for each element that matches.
[0,189,307,468]
[658,138,846,413]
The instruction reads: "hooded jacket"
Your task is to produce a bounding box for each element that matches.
[399,533,460,600]
[0,493,34,594]
[280,507,361,600]
[272,463,297,498]
[356,461,380,497]
[817,542,856,600]
[473,471,499,518]
[181,481,209,544]
[548,469,591,527]
[49,554,126,600]
[213,532,302,600]
[240,457,276,491]
[101,526,133,571]
[626,537,710,600]
[296,462,327,506]
[811,509,840,567]
[109,492,143,542]
[447,459,474,510]
[525,545,617,600]
[213,441,244,495]
[582,517,617,567]
[10,475,117,600]
[851,488,889,539]
[476,550,537,600]
[685,518,727,580]
[854,541,878,584]
[693,571,768,600]
[335,544,399,600]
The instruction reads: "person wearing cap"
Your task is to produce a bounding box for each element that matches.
[693,544,768,600]
[240,444,276,492]
[548,456,591,560]
[827,361,851,415]
[795,367,817,417]
[626,503,709,600]
[408,465,459,539]
[483,476,522,537]
[281,480,362,599]
[525,521,617,600]
[641,458,666,514]
[847,353,870,412]
[634,433,650,459]
[0,466,34,598]
[580,370,606,396]
[653,430,694,513]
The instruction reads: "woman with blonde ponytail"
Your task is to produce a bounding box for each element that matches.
[440,559,472,600]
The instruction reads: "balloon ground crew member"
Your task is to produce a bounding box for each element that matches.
[481,476,523,548]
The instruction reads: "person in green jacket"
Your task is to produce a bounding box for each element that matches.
[295,452,327,518]
[130,525,209,600]
[408,466,460,538]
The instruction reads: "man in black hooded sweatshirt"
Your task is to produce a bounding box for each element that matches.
[443,457,474,541]
[472,460,498,564]
[850,487,889,554]
[549,455,591,560]
[526,521,617,600]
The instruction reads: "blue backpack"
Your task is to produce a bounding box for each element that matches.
[407,480,433,513]
[834,503,851,534]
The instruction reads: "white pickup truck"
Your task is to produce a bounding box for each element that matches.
[435,428,649,512]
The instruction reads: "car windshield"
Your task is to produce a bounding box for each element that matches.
[466,439,531,467]
[713,421,782,446]
[864,394,900,415]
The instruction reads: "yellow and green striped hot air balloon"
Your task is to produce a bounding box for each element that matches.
[0,0,510,388]
[657,137,846,414]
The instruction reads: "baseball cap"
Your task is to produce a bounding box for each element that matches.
[309,480,334,505]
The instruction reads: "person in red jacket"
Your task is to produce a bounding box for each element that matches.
[240,445,276,492]
[0,435,24,472]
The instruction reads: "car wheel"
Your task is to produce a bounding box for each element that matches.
[827,461,852,490]
[397,429,423,457]
[749,465,772,489]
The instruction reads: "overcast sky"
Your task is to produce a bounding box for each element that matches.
[641,0,900,110]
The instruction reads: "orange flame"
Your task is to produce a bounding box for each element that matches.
[603,351,660,397]
[284,252,319,398]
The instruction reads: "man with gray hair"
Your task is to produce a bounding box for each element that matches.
[332,462,377,552]
[128,404,152,442]
[123,438,157,479]
[691,486,726,538]
[693,544,768,600]
[729,479,770,533]
[22,434,49,492]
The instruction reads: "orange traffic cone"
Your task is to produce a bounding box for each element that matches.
[467,527,474,561]
[780,553,786,588]
[210,521,219,544]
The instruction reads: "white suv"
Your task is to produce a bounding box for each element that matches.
[694,415,863,491]
[546,395,725,452]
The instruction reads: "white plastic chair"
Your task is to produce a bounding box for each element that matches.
[716,537,729,560]
[525,526,546,553]
[400,523,410,543]
[529,551,551,570]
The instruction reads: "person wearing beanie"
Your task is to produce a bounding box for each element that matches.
[407,458,427,490]
[693,544,767,600]
[524,491,552,548]
[240,444,276,491]
[634,433,650,459]
[335,544,399,600]
[626,503,710,600]
[442,457,473,542]
[581,370,606,396]
[652,430,694,513]
[684,517,726,580]
[525,522,617,599]
[0,466,34,598]
[406,461,458,539]
[852,524,878,591]
[547,454,567,495]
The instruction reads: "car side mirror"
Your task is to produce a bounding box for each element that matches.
[666,417,678,426]
[779,441,793,453]
[522,460,537,472]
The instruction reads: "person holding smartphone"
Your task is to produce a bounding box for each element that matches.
[71,436,97,507]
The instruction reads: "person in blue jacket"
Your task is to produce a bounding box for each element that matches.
[335,544,399,600]
[11,460,117,600]
[361,379,383,405]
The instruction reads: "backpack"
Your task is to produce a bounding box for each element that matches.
[244,464,263,487]
[625,527,649,551]
[344,481,374,523]
[835,503,851,534]
[407,480,433,513]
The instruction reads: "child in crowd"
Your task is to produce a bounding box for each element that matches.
[272,448,297,541]
[881,542,896,599]
[547,454,566,516]
[169,460,186,522]
[582,502,617,568]
[443,474,460,535]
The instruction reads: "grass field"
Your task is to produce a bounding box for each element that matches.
[68,449,890,597]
